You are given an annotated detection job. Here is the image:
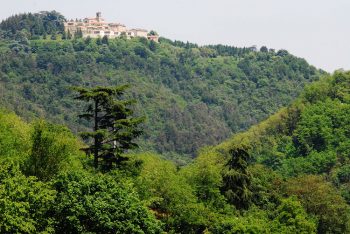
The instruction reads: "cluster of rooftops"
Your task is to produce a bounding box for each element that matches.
[64,12,159,42]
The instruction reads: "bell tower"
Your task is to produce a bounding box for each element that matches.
[96,12,102,21]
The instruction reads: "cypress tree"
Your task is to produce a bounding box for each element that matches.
[62,30,67,40]
[101,35,109,45]
[96,37,102,45]
[67,29,72,39]
[74,28,83,38]
[221,147,252,210]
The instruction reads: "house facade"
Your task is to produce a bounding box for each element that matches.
[64,12,159,41]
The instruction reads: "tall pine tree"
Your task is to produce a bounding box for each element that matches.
[73,85,144,170]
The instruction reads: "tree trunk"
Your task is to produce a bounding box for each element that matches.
[94,99,99,168]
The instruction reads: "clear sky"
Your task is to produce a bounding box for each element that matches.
[1,0,349,72]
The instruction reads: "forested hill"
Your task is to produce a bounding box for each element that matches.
[0,71,349,234]
[182,71,350,233]
[0,12,323,161]
[1,11,350,234]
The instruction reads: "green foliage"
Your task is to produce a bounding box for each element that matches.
[221,148,252,210]
[210,203,316,234]
[0,111,163,233]
[135,153,196,212]
[0,11,65,38]
[53,170,162,233]
[210,71,350,233]
[0,27,321,159]
[135,153,207,232]
[74,28,83,39]
[249,164,283,209]
[181,148,227,206]
[2,11,350,233]
[1,69,350,233]
[271,197,317,234]
[24,120,83,181]
[216,71,350,175]
[148,30,158,36]
[0,110,31,162]
[279,150,337,177]
[73,85,144,170]
[286,175,350,233]
[50,31,57,40]
[211,211,272,234]
[0,163,56,233]
[101,35,109,45]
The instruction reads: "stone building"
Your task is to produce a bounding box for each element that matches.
[64,12,159,41]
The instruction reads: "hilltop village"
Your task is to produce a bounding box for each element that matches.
[64,12,159,42]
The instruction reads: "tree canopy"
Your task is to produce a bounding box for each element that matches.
[73,85,144,170]
[0,19,322,162]
[1,11,349,233]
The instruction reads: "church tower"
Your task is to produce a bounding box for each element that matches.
[96,12,102,22]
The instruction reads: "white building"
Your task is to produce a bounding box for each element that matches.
[64,12,159,41]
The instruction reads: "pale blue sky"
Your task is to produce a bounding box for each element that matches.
[1,0,349,72]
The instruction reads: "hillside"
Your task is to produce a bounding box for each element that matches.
[1,11,350,234]
[0,12,323,162]
[0,72,349,233]
[200,71,350,233]
[215,71,350,177]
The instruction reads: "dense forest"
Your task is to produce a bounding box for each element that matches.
[0,11,65,39]
[1,12,349,233]
[0,69,349,234]
[0,12,323,162]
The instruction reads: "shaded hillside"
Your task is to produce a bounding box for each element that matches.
[0,12,323,161]
[215,71,350,176]
[200,71,350,233]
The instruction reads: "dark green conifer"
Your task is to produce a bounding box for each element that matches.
[96,37,102,45]
[101,35,109,45]
[61,30,67,40]
[67,29,72,39]
[221,147,252,209]
[73,85,144,170]
[74,28,83,38]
